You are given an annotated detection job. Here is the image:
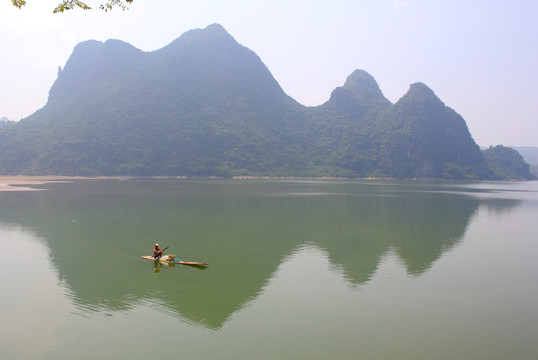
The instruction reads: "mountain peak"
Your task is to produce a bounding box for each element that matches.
[166,23,236,50]
[393,82,446,111]
[341,69,387,101]
[402,82,440,101]
[343,70,379,93]
[326,69,390,110]
[408,82,436,95]
[188,23,233,39]
[203,23,228,34]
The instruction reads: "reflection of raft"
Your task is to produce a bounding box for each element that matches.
[140,255,208,267]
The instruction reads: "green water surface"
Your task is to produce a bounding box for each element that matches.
[1,179,537,359]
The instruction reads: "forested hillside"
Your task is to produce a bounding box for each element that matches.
[513,147,538,177]
[484,146,534,180]
[0,24,514,179]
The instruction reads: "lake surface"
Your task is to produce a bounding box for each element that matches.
[1,179,537,359]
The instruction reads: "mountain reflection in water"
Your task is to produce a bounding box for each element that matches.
[0,179,525,330]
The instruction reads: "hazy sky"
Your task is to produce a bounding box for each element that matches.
[1,0,537,147]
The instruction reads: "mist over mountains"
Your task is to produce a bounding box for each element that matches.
[0,24,531,179]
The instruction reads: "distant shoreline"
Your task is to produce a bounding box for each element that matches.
[0,176,132,191]
[0,176,364,191]
[0,175,389,191]
[0,175,533,192]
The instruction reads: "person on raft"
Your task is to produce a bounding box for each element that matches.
[153,243,163,260]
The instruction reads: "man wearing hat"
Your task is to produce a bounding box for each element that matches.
[153,243,163,260]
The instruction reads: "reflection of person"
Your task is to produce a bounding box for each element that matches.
[153,261,162,273]
[153,243,163,260]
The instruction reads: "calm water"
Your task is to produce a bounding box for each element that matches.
[1,179,537,359]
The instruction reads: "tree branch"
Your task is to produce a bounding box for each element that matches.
[11,0,134,12]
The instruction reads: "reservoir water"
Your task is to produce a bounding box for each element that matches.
[1,179,537,359]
